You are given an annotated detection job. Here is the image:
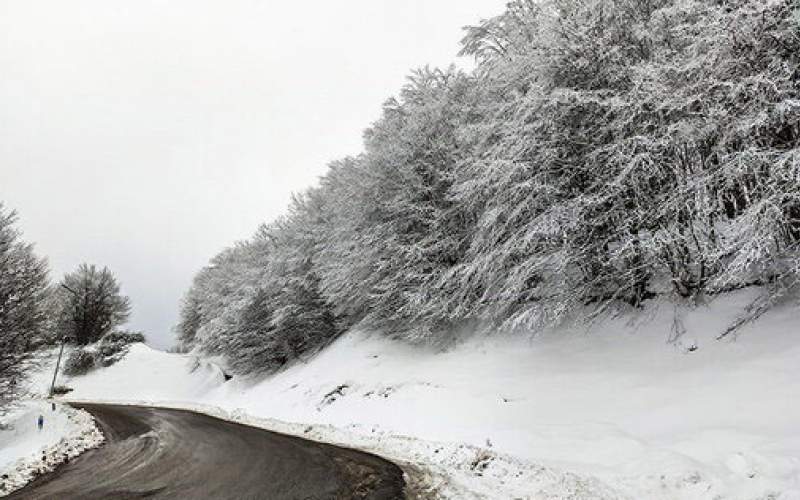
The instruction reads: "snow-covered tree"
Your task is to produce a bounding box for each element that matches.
[178,0,800,372]
[316,67,479,340]
[178,197,340,374]
[0,204,49,409]
[445,0,800,329]
[54,264,131,345]
[179,237,271,356]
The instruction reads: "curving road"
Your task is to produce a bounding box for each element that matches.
[8,404,405,500]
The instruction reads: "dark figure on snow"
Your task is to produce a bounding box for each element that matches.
[37,414,44,431]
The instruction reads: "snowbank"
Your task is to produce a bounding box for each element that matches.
[52,289,800,499]
[0,401,103,496]
[61,342,226,402]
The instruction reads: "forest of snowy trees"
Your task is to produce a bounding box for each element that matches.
[177,0,800,374]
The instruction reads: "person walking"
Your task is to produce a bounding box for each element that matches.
[37,414,44,431]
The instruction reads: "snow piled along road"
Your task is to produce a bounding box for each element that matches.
[0,401,103,496]
[36,288,800,499]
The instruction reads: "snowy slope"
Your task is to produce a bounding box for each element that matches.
[61,342,226,402]
[49,288,800,499]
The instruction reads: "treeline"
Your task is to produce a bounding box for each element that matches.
[0,204,134,407]
[178,0,800,374]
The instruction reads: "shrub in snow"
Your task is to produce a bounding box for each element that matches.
[62,330,144,376]
[96,330,145,366]
[95,346,124,368]
[95,341,134,366]
[65,330,145,370]
[102,330,145,345]
[63,349,97,376]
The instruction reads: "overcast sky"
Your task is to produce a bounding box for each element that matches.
[0,0,505,349]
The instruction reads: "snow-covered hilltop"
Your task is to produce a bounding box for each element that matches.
[47,289,799,499]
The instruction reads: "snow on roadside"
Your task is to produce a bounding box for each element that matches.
[45,288,800,499]
[58,345,624,497]
[61,396,621,499]
[0,401,104,497]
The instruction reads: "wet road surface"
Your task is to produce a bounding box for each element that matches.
[8,403,405,499]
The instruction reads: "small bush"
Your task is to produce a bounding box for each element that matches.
[94,330,145,367]
[51,385,73,396]
[95,346,124,367]
[102,330,145,345]
[62,349,97,376]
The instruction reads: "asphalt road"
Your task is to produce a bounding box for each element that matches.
[8,403,405,500]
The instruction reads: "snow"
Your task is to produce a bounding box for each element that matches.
[27,288,800,499]
[0,401,103,496]
[59,343,226,402]
[0,401,69,472]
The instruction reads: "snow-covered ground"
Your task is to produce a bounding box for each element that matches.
[23,288,800,499]
[0,400,103,496]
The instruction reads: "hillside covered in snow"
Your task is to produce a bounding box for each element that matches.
[149,3,800,494]
[174,0,800,380]
[46,289,799,499]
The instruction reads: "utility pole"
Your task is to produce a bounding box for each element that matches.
[49,283,77,397]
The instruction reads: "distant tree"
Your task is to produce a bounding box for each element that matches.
[55,264,131,345]
[259,197,339,370]
[180,237,273,358]
[0,204,49,409]
[177,212,340,374]
[175,289,203,351]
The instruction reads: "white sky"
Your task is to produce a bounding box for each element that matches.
[0,1,505,349]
